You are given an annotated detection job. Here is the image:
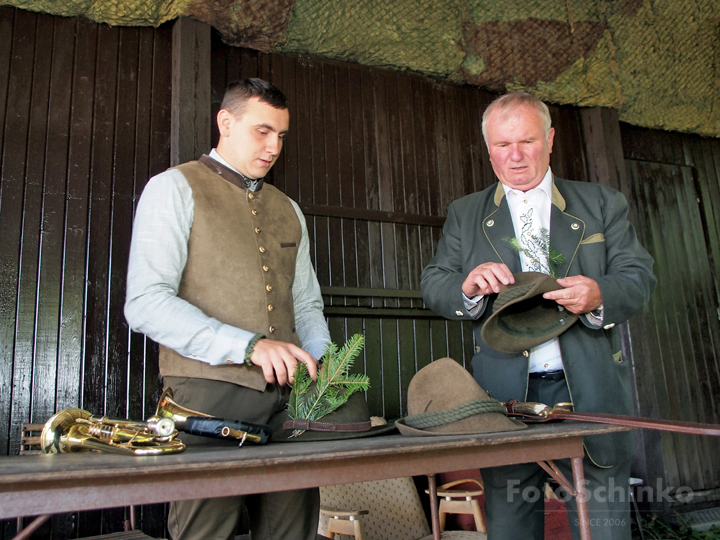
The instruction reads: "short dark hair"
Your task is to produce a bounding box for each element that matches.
[220,78,289,117]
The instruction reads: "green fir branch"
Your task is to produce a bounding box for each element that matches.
[287,334,370,437]
[503,227,566,278]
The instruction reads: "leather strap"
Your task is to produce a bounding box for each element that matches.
[283,419,372,433]
[503,400,720,436]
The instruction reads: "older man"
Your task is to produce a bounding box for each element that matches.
[125,78,331,540]
[421,92,656,540]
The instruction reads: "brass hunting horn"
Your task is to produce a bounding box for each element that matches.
[41,408,186,456]
[153,388,272,446]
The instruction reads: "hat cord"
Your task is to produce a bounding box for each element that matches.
[403,398,506,430]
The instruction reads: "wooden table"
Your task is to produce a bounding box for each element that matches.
[1,422,629,540]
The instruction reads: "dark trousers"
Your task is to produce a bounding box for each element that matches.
[482,376,632,540]
[164,377,320,540]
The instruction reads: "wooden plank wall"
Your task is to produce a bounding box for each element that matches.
[210,38,589,420]
[0,7,172,538]
[620,124,720,507]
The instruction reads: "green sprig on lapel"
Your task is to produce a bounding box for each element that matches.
[287,334,370,437]
[504,227,566,278]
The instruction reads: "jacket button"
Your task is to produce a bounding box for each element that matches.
[455,310,464,316]
[571,223,580,230]
[259,246,266,253]
[486,219,494,227]
[266,285,273,292]
[475,346,481,353]
[603,323,615,329]
[523,350,529,357]
[263,265,269,272]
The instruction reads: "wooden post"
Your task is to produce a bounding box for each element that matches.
[579,107,628,195]
[171,17,211,166]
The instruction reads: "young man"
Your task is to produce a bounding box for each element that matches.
[125,78,331,540]
[421,92,656,540]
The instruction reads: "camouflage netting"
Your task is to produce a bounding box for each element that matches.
[4,0,720,137]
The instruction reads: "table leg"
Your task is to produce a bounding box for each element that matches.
[572,456,592,540]
[427,474,440,540]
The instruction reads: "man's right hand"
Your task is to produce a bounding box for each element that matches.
[462,262,514,297]
[250,339,319,386]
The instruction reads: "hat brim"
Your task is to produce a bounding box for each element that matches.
[395,412,527,437]
[271,422,397,442]
[481,272,579,354]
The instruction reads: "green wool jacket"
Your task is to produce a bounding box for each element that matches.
[421,177,657,467]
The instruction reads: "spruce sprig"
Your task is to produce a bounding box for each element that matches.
[287,334,370,437]
[504,227,565,278]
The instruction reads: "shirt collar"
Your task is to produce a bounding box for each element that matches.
[208,149,262,191]
[501,167,553,200]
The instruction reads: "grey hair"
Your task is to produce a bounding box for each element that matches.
[481,92,552,146]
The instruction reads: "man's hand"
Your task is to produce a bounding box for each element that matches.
[249,339,318,386]
[543,275,602,315]
[462,262,515,297]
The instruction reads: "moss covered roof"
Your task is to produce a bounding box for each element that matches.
[4,0,719,137]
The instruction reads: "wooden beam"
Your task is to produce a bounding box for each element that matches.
[171,17,211,166]
[578,107,628,195]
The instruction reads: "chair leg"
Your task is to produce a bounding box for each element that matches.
[470,499,486,533]
[438,500,448,531]
[353,518,366,540]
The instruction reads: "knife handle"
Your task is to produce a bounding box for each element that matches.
[184,416,272,444]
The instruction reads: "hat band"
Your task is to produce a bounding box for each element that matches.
[403,398,506,430]
[282,419,372,433]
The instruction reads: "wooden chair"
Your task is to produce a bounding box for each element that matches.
[14,422,151,540]
[427,477,486,534]
[318,477,487,540]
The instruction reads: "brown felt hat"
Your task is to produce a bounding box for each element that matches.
[395,357,526,436]
[481,272,579,354]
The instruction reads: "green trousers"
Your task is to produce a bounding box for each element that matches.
[164,377,320,540]
[481,376,632,540]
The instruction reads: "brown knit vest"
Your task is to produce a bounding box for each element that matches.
[158,160,302,392]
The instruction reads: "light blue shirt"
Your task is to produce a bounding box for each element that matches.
[124,149,331,365]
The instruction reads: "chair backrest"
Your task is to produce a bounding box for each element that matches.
[20,423,44,455]
[319,477,432,540]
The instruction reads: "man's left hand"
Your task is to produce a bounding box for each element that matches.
[543,275,602,315]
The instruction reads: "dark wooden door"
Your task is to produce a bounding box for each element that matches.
[623,158,720,504]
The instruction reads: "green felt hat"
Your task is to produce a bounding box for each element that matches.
[271,390,397,442]
[481,272,578,354]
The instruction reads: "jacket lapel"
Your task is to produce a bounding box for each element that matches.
[549,182,584,277]
[483,184,522,273]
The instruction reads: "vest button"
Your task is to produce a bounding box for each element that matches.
[266,284,273,292]
[263,265,269,272]
[259,246,266,253]
[255,227,261,234]
[269,326,276,333]
[252,209,258,215]
[248,193,254,200]
[268,304,274,311]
